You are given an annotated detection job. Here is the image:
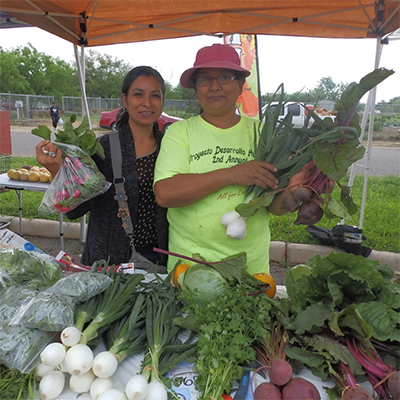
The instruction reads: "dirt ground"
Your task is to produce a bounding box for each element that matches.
[23,235,290,285]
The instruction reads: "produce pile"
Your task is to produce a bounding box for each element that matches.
[0,246,399,400]
[6,165,52,183]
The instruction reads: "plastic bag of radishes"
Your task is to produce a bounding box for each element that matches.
[38,143,111,214]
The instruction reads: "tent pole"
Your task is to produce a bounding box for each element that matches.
[358,36,383,229]
[73,44,91,129]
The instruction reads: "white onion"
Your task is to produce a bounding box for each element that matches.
[64,343,94,376]
[93,351,119,378]
[98,388,128,400]
[69,368,96,393]
[40,342,66,367]
[125,374,149,400]
[35,363,55,381]
[143,380,167,400]
[220,210,241,227]
[39,370,65,400]
[226,217,247,240]
[60,326,82,347]
[90,377,114,400]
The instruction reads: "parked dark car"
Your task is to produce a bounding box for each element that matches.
[99,108,181,132]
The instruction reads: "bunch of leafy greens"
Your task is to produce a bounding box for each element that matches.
[32,114,105,159]
[281,253,400,389]
[174,284,272,400]
[0,365,36,400]
[0,248,63,289]
[236,68,394,221]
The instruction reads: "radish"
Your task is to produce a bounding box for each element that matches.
[39,370,66,400]
[60,326,82,347]
[91,377,114,400]
[40,342,66,367]
[253,382,282,399]
[282,377,321,400]
[92,351,119,378]
[70,368,96,393]
[125,374,149,400]
[98,388,128,400]
[64,343,94,376]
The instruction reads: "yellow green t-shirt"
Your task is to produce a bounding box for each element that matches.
[154,115,270,275]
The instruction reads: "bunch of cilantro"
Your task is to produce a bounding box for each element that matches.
[174,284,272,400]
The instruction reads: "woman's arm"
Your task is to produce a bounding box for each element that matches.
[155,160,278,208]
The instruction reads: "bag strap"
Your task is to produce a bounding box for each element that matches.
[109,132,134,238]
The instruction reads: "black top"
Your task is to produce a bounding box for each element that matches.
[66,122,168,266]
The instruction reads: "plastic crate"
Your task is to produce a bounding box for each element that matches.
[0,154,11,174]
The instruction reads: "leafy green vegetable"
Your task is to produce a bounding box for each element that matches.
[0,366,36,400]
[45,271,112,302]
[0,248,63,290]
[235,68,394,221]
[32,114,105,159]
[175,285,272,400]
[12,291,76,332]
[0,322,54,373]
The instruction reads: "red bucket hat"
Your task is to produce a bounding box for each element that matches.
[180,44,250,89]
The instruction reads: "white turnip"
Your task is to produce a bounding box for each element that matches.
[221,210,241,227]
[98,388,128,400]
[69,368,96,393]
[40,342,66,367]
[39,370,66,400]
[226,217,247,240]
[90,377,114,400]
[125,374,149,400]
[64,343,94,376]
[60,326,82,347]
[92,351,119,378]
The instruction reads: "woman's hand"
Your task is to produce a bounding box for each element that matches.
[230,160,278,189]
[35,140,62,177]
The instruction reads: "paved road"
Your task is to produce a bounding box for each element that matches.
[9,127,400,177]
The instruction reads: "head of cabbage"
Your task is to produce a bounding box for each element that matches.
[180,264,229,305]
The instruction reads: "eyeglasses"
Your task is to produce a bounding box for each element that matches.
[195,74,237,87]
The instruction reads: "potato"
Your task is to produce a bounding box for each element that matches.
[39,173,50,183]
[29,171,41,182]
[12,170,22,180]
[30,166,40,172]
[19,168,29,173]
[7,169,16,179]
[20,171,30,181]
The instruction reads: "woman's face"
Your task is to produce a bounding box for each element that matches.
[194,68,243,117]
[122,75,164,128]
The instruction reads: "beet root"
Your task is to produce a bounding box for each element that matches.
[281,193,299,213]
[253,382,282,400]
[388,371,400,400]
[341,386,374,400]
[294,199,323,225]
[268,358,293,386]
[293,186,312,203]
[282,377,321,400]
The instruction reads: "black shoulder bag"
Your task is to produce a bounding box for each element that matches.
[109,132,167,273]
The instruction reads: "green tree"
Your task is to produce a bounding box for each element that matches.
[84,50,132,101]
[0,48,31,93]
[308,76,347,102]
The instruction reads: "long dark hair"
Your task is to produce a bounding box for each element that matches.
[116,66,166,129]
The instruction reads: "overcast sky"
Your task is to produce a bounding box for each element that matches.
[1,26,399,102]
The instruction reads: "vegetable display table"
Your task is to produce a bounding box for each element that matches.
[0,173,66,249]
